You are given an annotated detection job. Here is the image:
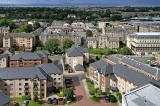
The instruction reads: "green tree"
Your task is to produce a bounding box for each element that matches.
[64,88,74,100]
[110,15,122,21]
[118,47,133,55]
[86,30,93,37]
[33,22,40,30]
[109,95,117,103]
[44,39,59,54]
[62,38,74,51]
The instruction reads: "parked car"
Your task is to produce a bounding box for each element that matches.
[105,96,110,103]
[52,98,58,105]
[48,98,52,104]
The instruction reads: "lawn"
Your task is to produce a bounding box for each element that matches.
[86,78,96,95]
[12,98,43,106]
[89,97,100,103]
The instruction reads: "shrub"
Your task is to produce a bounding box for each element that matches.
[22,94,31,100]
[109,95,117,103]
[116,93,122,103]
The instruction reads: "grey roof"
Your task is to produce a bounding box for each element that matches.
[110,74,117,81]
[4,32,35,38]
[10,53,42,60]
[128,32,160,38]
[121,56,160,78]
[37,50,50,58]
[123,84,160,106]
[108,56,121,64]
[66,45,89,57]
[0,92,12,106]
[113,64,158,87]
[38,63,63,74]
[0,54,9,60]
[0,67,48,80]
[74,64,85,71]
[90,60,113,75]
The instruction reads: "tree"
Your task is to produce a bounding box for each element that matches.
[109,95,117,103]
[86,30,93,37]
[33,22,40,30]
[110,15,122,21]
[62,38,74,51]
[44,39,59,54]
[64,88,74,100]
[118,47,133,55]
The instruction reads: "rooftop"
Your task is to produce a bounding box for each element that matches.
[66,45,89,57]
[90,60,113,75]
[10,53,42,61]
[0,92,12,106]
[128,32,160,38]
[123,84,160,106]
[4,32,35,38]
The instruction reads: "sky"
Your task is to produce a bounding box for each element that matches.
[0,0,160,6]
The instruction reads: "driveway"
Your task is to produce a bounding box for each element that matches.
[71,81,118,106]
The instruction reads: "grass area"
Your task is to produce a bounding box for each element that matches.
[86,78,96,95]
[90,97,100,103]
[12,98,43,106]
[15,51,24,54]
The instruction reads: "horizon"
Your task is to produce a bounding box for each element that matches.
[0,0,160,7]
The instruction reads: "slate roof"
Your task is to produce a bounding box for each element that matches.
[37,50,50,58]
[75,64,85,71]
[128,32,160,38]
[121,56,160,78]
[0,67,48,80]
[113,64,158,87]
[110,74,117,81]
[0,92,12,106]
[10,53,42,60]
[90,60,113,75]
[0,54,9,60]
[108,56,121,64]
[38,63,63,74]
[4,32,35,38]
[66,45,89,57]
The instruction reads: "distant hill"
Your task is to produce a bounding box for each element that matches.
[0,0,160,6]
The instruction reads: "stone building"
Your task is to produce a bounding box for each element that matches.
[65,45,89,71]
[3,32,36,51]
[127,32,160,55]
[0,54,9,68]
[0,63,63,100]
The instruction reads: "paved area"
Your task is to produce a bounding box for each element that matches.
[71,81,118,106]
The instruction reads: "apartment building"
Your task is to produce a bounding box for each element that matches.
[86,37,98,49]
[66,45,89,71]
[0,54,9,68]
[88,56,160,93]
[0,63,63,100]
[122,84,160,106]
[9,52,49,68]
[39,32,82,46]
[0,26,10,35]
[127,32,160,55]
[0,91,12,106]
[71,22,86,29]
[98,35,119,49]
[3,32,36,51]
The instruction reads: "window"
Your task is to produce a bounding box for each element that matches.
[58,78,61,80]
[19,93,21,95]
[19,83,21,86]
[4,84,7,86]
[41,84,44,86]
[54,78,56,80]
[5,88,7,91]
[19,88,21,90]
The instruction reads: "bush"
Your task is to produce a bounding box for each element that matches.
[116,93,122,103]
[64,64,69,70]
[64,88,74,100]
[109,95,117,103]
[22,94,31,100]
[102,92,111,96]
